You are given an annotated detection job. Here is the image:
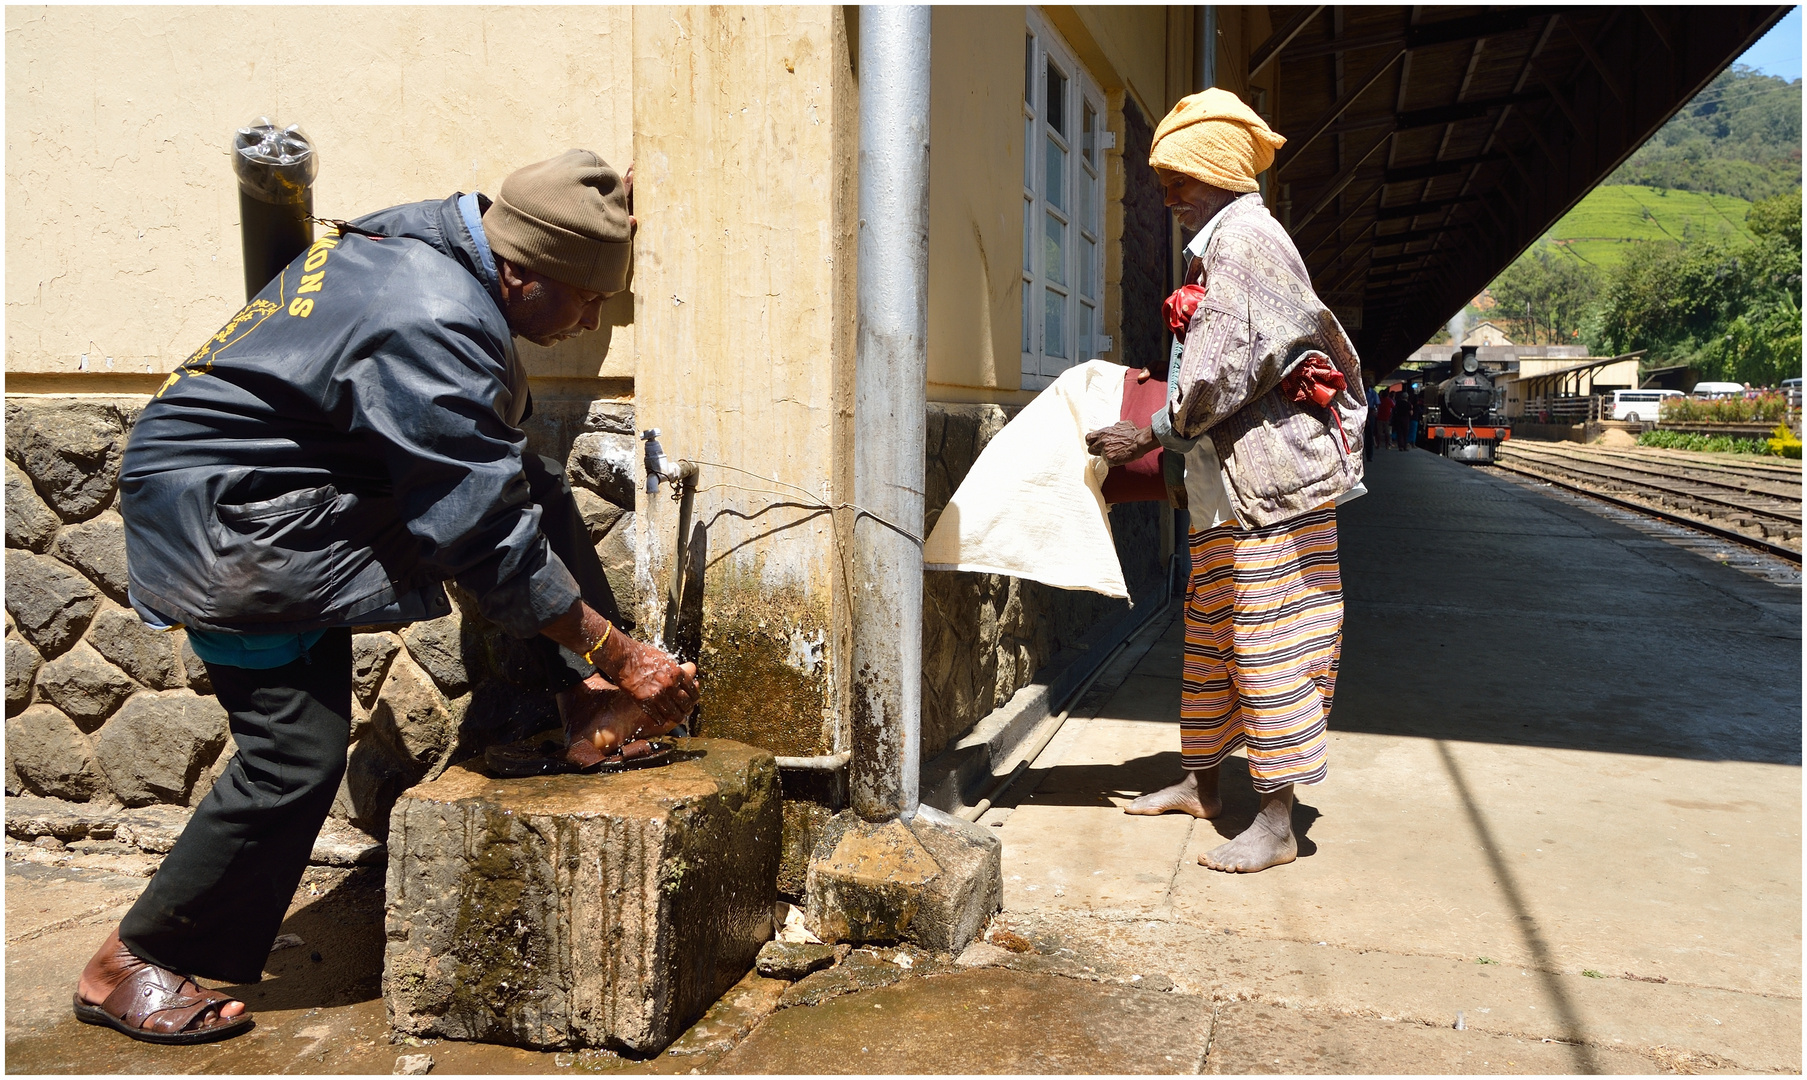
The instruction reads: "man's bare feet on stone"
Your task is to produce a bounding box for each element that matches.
[1200,786,1298,873]
[558,673,678,768]
[1125,770,1221,818]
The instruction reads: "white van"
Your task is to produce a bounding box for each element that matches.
[1611,389,1679,423]
[1691,381,1745,399]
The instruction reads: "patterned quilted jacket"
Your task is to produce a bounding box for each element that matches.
[1169,193,1369,527]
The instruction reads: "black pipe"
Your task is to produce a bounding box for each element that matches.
[233,118,317,302]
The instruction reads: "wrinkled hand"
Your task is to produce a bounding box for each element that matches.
[1085,421,1158,467]
[609,636,698,729]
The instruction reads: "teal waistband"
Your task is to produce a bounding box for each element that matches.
[184,628,328,670]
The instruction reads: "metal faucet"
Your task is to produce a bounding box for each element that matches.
[642,429,682,494]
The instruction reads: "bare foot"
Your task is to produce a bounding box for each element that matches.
[78,927,247,1020]
[558,673,681,768]
[1125,771,1221,818]
[1200,786,1298,873]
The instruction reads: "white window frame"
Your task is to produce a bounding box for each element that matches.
[1022,10,1108,390]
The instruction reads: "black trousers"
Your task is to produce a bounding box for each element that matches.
[117,454,622,983]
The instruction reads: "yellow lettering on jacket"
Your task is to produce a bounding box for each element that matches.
[297,271,325,295]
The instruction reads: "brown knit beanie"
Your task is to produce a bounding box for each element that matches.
[484,149,632,294]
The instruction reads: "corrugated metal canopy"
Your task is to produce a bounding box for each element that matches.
[1260,5,1792,376]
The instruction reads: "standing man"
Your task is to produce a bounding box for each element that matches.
[74,150,698,1043]
[1086,89,1366,873]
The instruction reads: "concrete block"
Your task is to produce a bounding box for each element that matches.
[803,805,1001,954]
[384,739,780,1054]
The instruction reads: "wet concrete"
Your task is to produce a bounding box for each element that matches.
[719,967,1213,1073]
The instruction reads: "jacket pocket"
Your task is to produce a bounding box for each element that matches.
[208,484,363,618]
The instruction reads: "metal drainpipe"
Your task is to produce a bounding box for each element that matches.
[850,4,931,824]
[1195,6,1217,91]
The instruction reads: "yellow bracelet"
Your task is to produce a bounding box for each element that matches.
[582,621,613,668]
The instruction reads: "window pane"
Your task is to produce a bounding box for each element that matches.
[1045,60,1066,137]
[1077,168,1092,233]
[1022,278,1033,354]
[1024,35,1034,104]
[1024,117,1034,189]
[1082,103,1096,166]
[1045,136,1066,213]
[1080,236,1096,298]
[1023,198,1034,273]
[1043,213,1066,287]
[1079,302,1094,357]
[1044,287,1067,360]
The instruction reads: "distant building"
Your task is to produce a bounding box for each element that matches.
[1461,320,1514,346]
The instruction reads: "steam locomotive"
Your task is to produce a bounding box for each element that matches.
[1421,345,1511,465]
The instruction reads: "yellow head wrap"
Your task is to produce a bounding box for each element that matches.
[1149,88,1286,193]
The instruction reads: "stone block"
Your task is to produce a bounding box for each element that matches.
[50,511,130,602]
[5,550,100,657]
[369,653,459,772]
[179,634,212,694]
[595,513,636,617]
[571,487,627,542]
[88,607,187,691]
[7,704,105,801]
[352,632,402,706]
[6,794,126,840]
[5,400,127,523]
[755,940,836,980]
[5,458,60,553]
[402,616,470,698]
[36,640,138,731]
[384,739,780,1054]
[804,806,1001,954]
[7,634,43,716]
[345,737,418,837]
[93,690,229,806]
[567,432,636,508]
[583,401,635,435]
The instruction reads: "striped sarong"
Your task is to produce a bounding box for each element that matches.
[1179,504,1341,790]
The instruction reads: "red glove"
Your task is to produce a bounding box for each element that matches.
[1163,284,1208,335]
[1281,352,1347,408]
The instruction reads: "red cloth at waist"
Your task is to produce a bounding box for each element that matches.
[1101,367,1169,505]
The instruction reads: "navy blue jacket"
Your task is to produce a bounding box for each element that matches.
[120,194,581,639]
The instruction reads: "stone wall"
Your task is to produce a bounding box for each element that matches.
[3,397,639,841]
[1117,97,1172,376]
[921,399,1166,757]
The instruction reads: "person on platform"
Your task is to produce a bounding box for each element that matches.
[1084,89,1366,873]
[74,151,698,1043]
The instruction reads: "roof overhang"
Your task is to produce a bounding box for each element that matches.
[1260,6,1792,375]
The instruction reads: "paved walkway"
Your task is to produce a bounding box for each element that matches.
[6,448,1799,1074]
[984,448,1801,1073]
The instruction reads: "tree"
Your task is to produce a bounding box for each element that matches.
[1489,243,1601,345]
[1587,191,1801,384]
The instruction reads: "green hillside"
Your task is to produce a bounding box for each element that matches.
[1545,185,1755,270]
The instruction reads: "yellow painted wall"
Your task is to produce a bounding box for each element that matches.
[630,6,855,755]
[926,5,1024,398]
[5,6,635,383]
[927,5,1180,403]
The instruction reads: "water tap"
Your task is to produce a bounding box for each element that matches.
[642,429,682,494]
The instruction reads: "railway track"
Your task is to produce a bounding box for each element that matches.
[1494,441,1803,562]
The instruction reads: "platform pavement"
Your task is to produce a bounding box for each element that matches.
[5,448,1799,1074]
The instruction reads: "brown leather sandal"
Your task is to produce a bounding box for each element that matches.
[73,963,254,1044]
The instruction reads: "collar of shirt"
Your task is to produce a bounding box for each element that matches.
[457,191,500,298]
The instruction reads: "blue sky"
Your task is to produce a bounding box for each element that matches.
[1737,6,1801,81]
